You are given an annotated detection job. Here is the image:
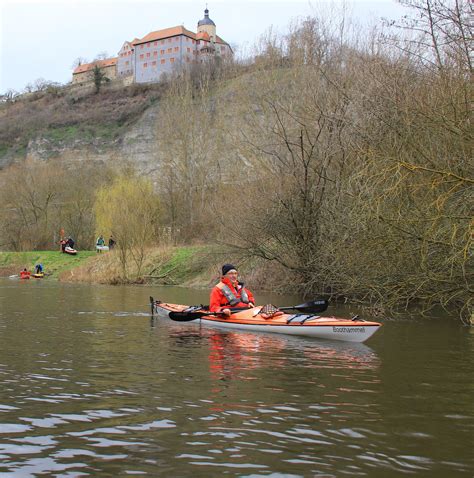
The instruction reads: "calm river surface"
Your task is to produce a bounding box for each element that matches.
[0,279,472,477]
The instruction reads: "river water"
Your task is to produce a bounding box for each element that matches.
[0,279,472,477]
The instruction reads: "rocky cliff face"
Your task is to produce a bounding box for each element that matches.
[24,103,162,177]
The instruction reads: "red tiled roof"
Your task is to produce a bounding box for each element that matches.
[133,25,196,45]
[196,31,210,41]
[215,35,228,46]
[73,58,117,74]
[133,25,230,47]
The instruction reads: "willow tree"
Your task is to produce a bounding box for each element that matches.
[94,173,161,279]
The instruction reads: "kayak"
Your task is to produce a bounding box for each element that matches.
[64,246,77,255]
[151,300,381,343]
[32,272,44,278]
[96,245,109,252]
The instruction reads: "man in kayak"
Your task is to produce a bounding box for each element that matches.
[210,264,255,317]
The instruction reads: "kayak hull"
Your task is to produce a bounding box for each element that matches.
[153,302,381,343]
[198,317,379,342]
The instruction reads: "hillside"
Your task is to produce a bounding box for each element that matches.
[0,82,167,170]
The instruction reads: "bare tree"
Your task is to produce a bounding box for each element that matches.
[71,57,88,69]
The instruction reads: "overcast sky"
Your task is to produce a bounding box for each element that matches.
[0,0,407,94]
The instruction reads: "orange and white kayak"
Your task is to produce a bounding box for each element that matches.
[151,300,381,343]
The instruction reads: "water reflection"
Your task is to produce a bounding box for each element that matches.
[167,326,379,382]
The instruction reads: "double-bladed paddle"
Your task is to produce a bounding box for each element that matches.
[165,299,329,322]
[278,299,328,313]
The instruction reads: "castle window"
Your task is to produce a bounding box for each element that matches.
[174,47,179,52]
[140,54,144,59]
[140,45,144,49]
[152,61,156,66]
[161,59,165,64]
[160,50,164,55]
[144,63,148,68]
[154,41,158,46]
[167,48,172,53]
[147,52,150,58]
[153,51,157,56]
[170,57,175,63]
[187,47,191,53]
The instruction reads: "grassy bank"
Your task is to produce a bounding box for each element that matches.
[0,245,235,286]
[0,250,96,279]
[0,245,286,292]
[59,245,234,287]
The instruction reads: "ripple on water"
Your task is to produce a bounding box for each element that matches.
[0,424,32,433]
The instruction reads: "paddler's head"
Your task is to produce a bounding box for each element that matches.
[222,263,238,284]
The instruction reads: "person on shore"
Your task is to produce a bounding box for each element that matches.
[108,236,116,249]
[35,263,43,274]
[96,235,105,252]
[66,236,75,249]
[209,264,255,317]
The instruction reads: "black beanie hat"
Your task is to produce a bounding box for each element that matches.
[222,263,237,276]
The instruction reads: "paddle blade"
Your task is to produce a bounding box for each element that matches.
[168,311,209,321]
[280,299,329,314]
[150,297,155,315]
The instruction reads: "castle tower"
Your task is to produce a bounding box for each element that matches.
[197,7,216,43]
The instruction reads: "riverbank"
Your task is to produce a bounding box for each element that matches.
[0,246,282,291]
[0,250,96,279]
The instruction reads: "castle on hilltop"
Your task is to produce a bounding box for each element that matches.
[72,8,232,86]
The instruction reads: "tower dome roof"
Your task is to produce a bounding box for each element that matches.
[198,8,215,26]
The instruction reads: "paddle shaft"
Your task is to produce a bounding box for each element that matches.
[168,307,248,321]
